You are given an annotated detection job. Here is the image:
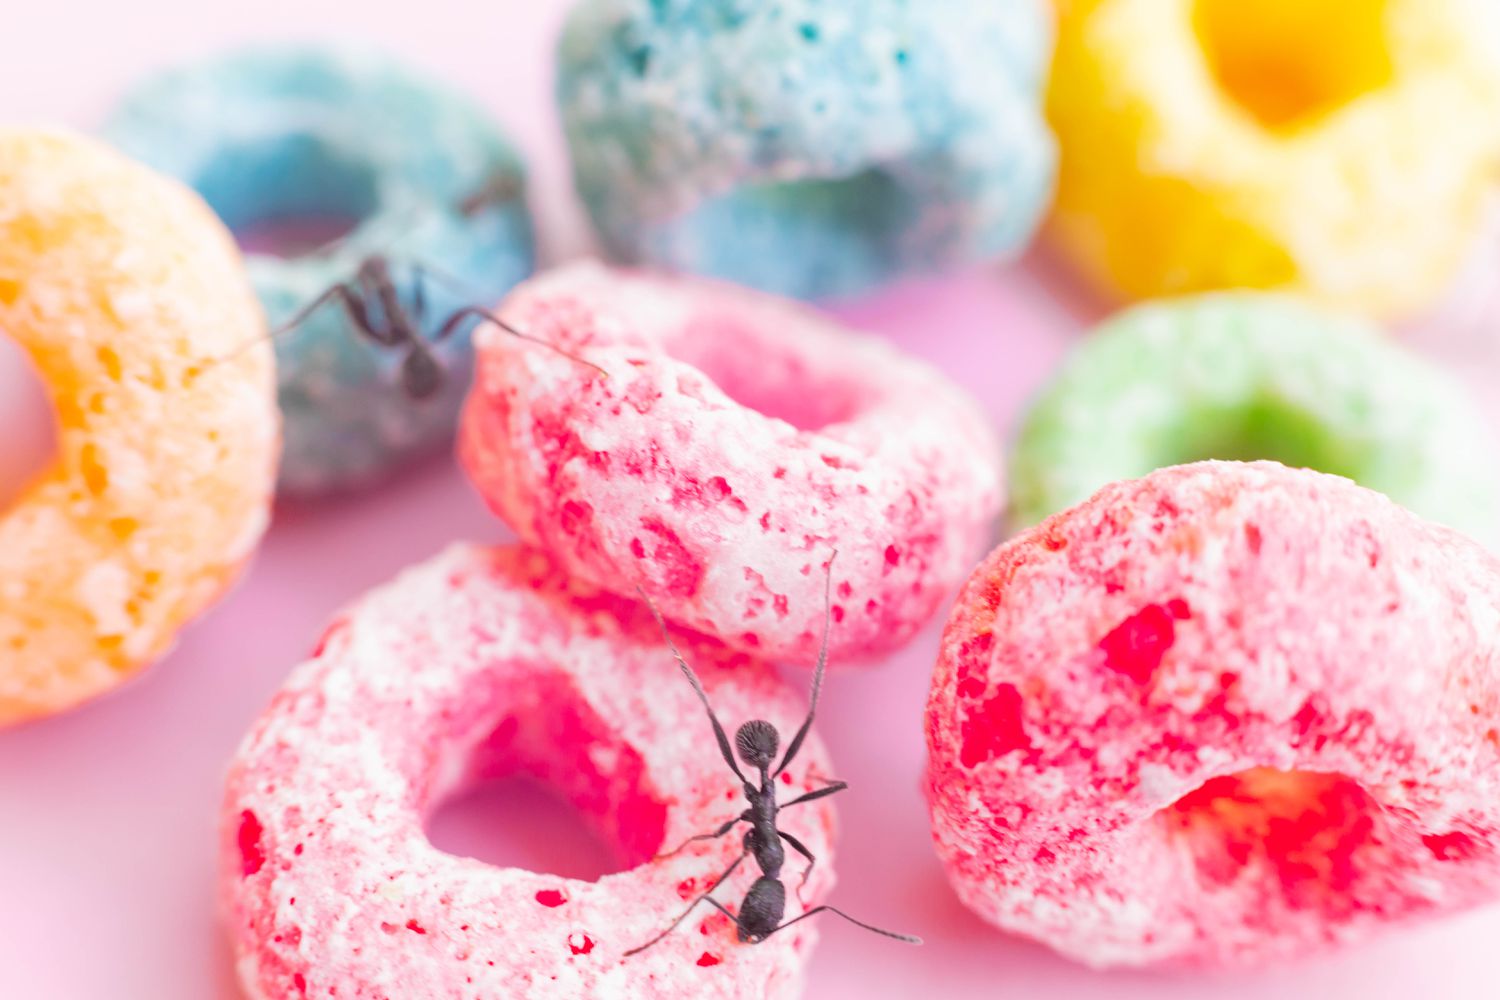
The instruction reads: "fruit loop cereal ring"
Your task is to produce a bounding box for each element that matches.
[0,129,278,726]
[1046,0,1500,320]
[223,544,838,999]
[926,461,1500,968]
[459,262,1003,664]
[105,45,535,495]
[558,0,1057,300]
[1010,294,1500,541]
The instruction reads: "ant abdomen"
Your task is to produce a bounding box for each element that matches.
[399,347,444,400]
[738,877,787,941]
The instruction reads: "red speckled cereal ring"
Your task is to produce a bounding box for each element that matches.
[925,461,1500,968]
[460,262,1002,664]
[222,544,837,1000]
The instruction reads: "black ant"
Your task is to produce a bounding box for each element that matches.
[625,555,922,955]
[271,256,535,398]
[248,176,604,396]
[268,256,604,400]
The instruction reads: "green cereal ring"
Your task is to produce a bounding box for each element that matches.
[1009,295,1499,541]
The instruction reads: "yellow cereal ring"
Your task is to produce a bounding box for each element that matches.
[0,129,279,726]
[1047,0,1500,320]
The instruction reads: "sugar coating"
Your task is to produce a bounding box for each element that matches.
[223,543,838,1000]
[1009,294,1500,542]
[0,128,278,727]
[1047,0,1500,320]
[558,0,1056,300]
[459,262,1003,665]
[105,44,535,495]
[926,461,1500,968]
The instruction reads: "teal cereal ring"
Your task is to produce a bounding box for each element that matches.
[557,0,1056,300]
[1009,295,1499,541]
[104,45,535,495]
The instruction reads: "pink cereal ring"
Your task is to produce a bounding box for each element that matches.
[459,262,1002,664]
[925,461,1500,968]
[222,544,837,999]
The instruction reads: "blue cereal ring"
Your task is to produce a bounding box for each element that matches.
[104,46,535,495]
[558,0,1057,300]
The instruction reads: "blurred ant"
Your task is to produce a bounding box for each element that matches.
[267,255,594,399]
[245,174,603,395]
[625,554,921,955]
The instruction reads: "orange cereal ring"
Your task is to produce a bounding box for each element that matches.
[0,128,279,726]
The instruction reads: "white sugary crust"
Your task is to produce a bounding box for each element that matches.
[927,462,1500,967]
[460,262,1003,665]
[223,543,838,999]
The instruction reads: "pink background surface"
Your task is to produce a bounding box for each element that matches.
[3,3,1500,997]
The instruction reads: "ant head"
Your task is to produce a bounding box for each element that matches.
[401,348,443,399]
[735,720,779,769]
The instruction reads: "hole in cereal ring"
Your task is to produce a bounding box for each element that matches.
[657,166,922,307]
[1158,768,1392,911]
[233,215,363,259]
[1161,395,1363,481]
[424,698,668,882]
[1194,0,1394,131]
[427,775,627,882]
[192,134,379,259]
[0,333,59,512]
[660,275,891,432]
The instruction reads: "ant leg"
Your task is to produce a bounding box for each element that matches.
[399,260,502,330]
[774,550,837,778]
[702,897,756,938]
[636,588,749,785]
[779,830,817,906]
[798,763,845,790]
[402,260,484,303]
[391,265,447,399]
[208,280,385,373]
[778,781,848,809]
[623,851,748,957]
[428,306,514,344]
[359,258,410,348]
[458,172,523,216]
[654,812,751,860]
[430,306,609,378]
[758,906,922,945]
[409,262,430,331]
[268,282,374,342]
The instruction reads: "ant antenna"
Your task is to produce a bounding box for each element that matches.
[774,549,836,778]
[760,905,922,945]
[433,306,611,379]
[458,171,524,216]
[637,587,749,784]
